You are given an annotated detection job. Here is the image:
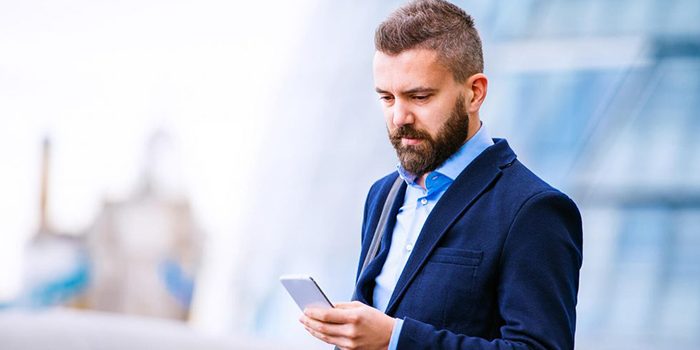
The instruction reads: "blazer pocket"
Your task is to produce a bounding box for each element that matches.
[430,247,483,266]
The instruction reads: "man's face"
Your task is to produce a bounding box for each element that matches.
[373,48,470,176]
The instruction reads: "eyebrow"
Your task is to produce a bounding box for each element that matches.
[375,87,438,95]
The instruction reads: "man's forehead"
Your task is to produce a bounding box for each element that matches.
[373,48,451,92]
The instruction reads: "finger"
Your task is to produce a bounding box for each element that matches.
[301,314,350,337]
[303,325,350,347]
[304,325,334,345]
[304,307,351,324]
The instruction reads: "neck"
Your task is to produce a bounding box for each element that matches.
[416,173,428,189]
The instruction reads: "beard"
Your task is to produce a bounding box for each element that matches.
[388,95,470,176]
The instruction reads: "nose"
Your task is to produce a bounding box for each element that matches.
[391,99,414,128]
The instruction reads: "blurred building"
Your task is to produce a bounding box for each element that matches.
[21,131,201,321]
[20,137,89,308]
[83,130,202,320]
[83,188,200,319]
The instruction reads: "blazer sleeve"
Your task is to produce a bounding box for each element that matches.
[397,191,583,350]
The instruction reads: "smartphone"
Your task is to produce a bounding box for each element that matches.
[280,275,334,310]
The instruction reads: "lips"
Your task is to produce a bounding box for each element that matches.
[402,138,423,146]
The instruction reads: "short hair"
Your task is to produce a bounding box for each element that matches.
[375,0,483,82]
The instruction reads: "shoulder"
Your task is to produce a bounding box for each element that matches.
[466,138,568,205]
[361,171,401,225]
[482,156,581,232]
[499,159,573,205]
[359,171,401,241]
[366,171,400,200]
[505,159,555,193]
[500,160,582,239]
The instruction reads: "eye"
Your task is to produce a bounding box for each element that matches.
[412,95,430,101]
[379,95,394,102]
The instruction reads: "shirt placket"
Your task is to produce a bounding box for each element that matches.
[405,189,429,253]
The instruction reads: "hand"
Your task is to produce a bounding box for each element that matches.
[299,301,395,350]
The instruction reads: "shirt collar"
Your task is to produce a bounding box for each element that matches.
[397,123,494,187]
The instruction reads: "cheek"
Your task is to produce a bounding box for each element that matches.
[383,108,396,128]
[414,108,447,134]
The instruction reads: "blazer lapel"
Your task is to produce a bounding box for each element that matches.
[384,139,516,315]
[353,174,407,304]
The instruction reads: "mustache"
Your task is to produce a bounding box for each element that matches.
[390,125,431,142]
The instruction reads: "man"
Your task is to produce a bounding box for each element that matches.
[299,1,583,349]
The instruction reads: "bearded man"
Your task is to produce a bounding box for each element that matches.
[300,1,583,349]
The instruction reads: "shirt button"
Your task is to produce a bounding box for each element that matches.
[406,243,414,251]
[420,198,428,205]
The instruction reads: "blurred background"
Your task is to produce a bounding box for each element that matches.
[1,0,698,349]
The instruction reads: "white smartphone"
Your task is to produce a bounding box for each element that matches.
[280,274,334,310]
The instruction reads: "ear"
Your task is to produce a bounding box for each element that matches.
[464,73,488,114]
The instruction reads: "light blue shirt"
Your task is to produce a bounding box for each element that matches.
[374,125,494,350]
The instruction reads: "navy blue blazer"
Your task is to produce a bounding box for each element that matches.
[353,139,583,350]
